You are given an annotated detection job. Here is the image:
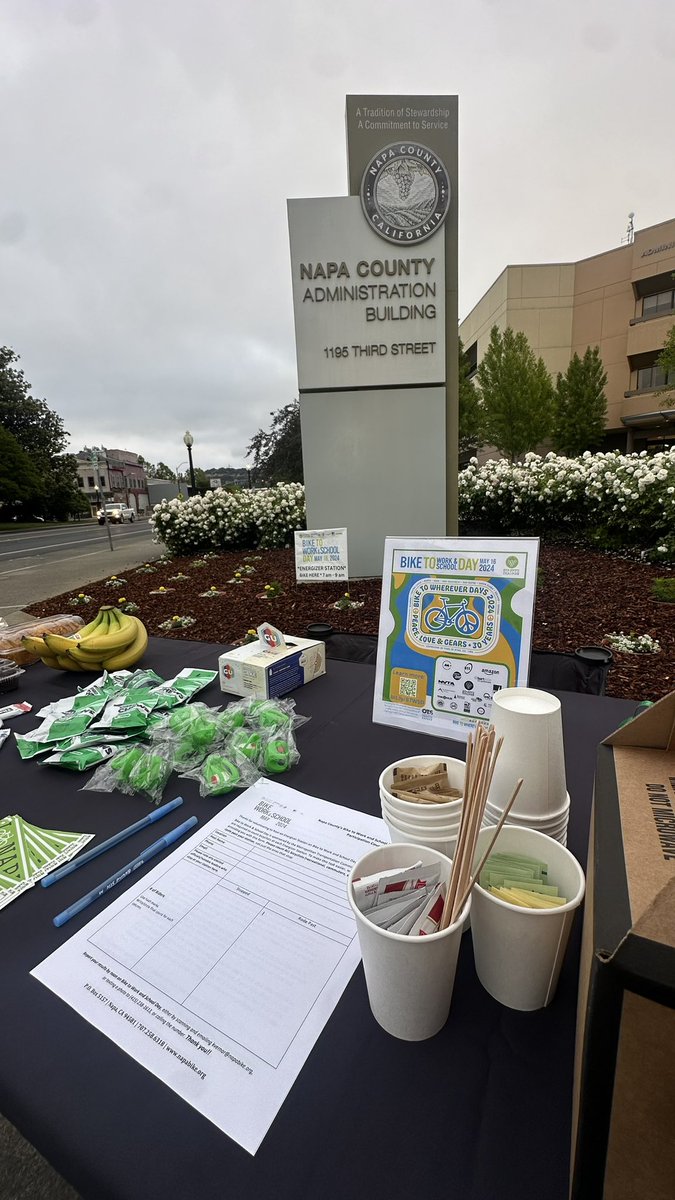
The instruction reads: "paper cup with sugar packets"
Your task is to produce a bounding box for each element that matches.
[469,825,585,1011]
[347,844,470,1041]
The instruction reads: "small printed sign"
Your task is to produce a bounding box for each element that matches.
[209,478,222,489]
[373,536,539,742]
[294,528,349,583]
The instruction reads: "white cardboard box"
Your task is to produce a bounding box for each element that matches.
[218,636,326,699]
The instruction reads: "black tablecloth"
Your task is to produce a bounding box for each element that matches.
[0,638,635,1200]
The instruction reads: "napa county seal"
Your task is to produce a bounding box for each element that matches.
[360,142,450,244]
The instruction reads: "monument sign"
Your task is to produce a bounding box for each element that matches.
[288,96,458,577]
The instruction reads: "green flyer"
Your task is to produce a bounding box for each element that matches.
[373,537,540,741]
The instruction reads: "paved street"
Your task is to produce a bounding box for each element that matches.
[0,520,163,620]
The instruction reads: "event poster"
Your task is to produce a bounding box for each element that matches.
[373,537,540,741]
[294,528,349,583]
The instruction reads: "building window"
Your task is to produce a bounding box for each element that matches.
[87,475,95,487]
[636,363,671,391]
[643,289,675,317]
[465,340,478,378]
[77,476,84,487]
[99,475,105,486]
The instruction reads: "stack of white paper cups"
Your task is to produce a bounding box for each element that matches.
[483,687,570,844]
[378,755,465,858]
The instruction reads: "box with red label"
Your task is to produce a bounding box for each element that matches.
[218,636,326,699]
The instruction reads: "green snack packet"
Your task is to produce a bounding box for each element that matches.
[152,669,217,710]
[166,705,220,756]
[122,669,164,690]
[250,702,292,732]
[200,753,241,796]
[229,729,263,763]
[44,704,108,743]
[43,745,119,771]
[117,688,161,711]
[262,736,291,774]
[93,701,153,733]
[128,750,172,802]
[217,707,246,735]
[15,735,60,760]
[110,744,146,785]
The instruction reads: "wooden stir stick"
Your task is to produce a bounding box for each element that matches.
[440,725,502,931]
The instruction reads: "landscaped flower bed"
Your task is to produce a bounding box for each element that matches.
[24,545,673,703]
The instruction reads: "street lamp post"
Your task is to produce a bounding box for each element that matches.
[91,451,113,551]
[176,462,189,498]
[183,431,196,494]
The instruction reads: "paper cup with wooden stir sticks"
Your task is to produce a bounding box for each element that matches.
[438,724,522,935]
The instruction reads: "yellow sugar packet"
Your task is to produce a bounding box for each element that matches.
[492,886,567,909]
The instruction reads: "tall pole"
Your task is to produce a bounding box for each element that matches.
[183,431,196,494]
[91,452,113,551]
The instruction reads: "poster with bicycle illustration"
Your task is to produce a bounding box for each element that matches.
[373,537,540,741]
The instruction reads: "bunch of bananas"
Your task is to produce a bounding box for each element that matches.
[22,606,149,673]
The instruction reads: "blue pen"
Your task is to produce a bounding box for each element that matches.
[52,816,198,928]
[41,797,185,888]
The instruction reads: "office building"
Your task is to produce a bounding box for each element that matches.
[459,216,675,453]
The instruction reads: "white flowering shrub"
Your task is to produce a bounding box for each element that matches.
[604,632,661,654]
[150,483,306,556]
[150,453,675,561]
[459,448,675,559]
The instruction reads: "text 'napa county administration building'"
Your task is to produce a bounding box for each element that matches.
[459,216,675,453]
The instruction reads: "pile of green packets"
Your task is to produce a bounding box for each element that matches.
[14,668,307,804]
[479,852,568,908]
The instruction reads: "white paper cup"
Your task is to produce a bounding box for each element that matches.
[488,688,567,820]
[381,789,463,822]
[469,825,584,1010]
[347,844,469,1040]
[379,755,465,819]
[380,799,461,834]
[485,792,570,833]
[382,817,458,859]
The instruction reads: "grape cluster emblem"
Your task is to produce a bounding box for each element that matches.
[360,142,451,245]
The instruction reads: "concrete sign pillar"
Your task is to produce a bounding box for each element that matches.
[287,96,458,577]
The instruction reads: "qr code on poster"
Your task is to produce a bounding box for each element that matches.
[398,676,418,699]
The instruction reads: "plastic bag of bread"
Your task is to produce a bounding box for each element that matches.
[0,615,85,665]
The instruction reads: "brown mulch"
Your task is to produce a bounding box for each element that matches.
[24,545,673,703]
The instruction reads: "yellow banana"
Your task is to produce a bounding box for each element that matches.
[55,653,86,671]
[44,631,87,656]
[79,611,137,654]
[39,607,110,656]
[39,653,61,668]
[105,607,121,633]
[101,617,148,670]
[62,642,106,669]
[21,634,48,656]
[76,607,111,639]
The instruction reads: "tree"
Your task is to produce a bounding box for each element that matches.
[139,460,177,480]
[458,337,483,457]
[476,326,553,461]
[155,462,177,481]
[552,346,607,456]
[0,426,44,511]
[246,399,303,484]
[0,346,80,518]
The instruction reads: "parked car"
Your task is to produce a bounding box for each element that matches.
[97,503,136,525]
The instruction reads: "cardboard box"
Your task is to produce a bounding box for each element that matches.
[571,692,675,1199]
[218,636,326,699]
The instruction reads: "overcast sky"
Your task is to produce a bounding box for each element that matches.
[2,0,673,472]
